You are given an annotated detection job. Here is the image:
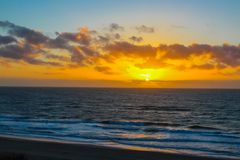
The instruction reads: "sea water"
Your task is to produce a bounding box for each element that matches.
[0,87,239,158]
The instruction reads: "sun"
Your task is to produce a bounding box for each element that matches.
[141,73,151,81]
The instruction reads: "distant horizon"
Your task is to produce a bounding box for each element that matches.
[1,79,240,89]
[1,86,240,89]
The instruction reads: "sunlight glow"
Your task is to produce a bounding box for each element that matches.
[141,73,150,81]
[127,67,168,81]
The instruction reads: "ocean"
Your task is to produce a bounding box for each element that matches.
[0,87,239,158]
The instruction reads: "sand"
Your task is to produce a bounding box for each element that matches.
[0,135,238,160]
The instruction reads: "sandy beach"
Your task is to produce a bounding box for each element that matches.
[0,135,238,160]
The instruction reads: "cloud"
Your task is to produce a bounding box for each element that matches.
[101,42,240,70]
[159,44,240,68]
[109,23,124,32]
[0,21,98,66]
[0,21,48,44]
[0,44,35,60]
[104,41,157,58]
[136,25,154,33]
[0,35,17,45]
[47,36,69,49]
[0,21,67,66]
[1,21,240,73]
[56,27,91,46]
[96,33,121,45]
[0,43,62,66]
[129,36,143,43]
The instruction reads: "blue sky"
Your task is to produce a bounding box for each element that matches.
[0,0,240,45]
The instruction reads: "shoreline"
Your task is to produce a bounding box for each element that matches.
[0,135,239,160]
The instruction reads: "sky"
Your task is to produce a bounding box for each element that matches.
[0,0,240,88]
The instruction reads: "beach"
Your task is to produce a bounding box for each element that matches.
[0,135,239,160]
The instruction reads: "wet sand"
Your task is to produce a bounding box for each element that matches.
[0,135,238,160]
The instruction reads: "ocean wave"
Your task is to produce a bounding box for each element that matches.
[188,125,222,130]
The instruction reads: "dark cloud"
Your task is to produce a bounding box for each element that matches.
[0,21,98,66]
[109,23,124,32]
[96,33,121,45]
[81,46,99,57]
[97,35,111,44]
[136,25,154,33]
[68,47,85,64]
[104,41,157,58]
[0,44,62,66]
[47,36,69,49]
[0,21,49,44]
[129,36,143,43]
[47,31,96,65]
[56,29,91,46]
[56,32,79,42]
[0,44,34,60]
[0,35,17,44]
[47,36,80,63]
[213,44,240,67]
[159,44,240,68]
[0,21,96,66]
[159,44,195,59]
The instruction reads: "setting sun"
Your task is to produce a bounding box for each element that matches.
[142,73,150,81]
[126,67,168,81]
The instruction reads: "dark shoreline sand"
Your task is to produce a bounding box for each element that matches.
[0,135,239,160]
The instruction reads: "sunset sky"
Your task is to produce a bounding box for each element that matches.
[0,0,240,88]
